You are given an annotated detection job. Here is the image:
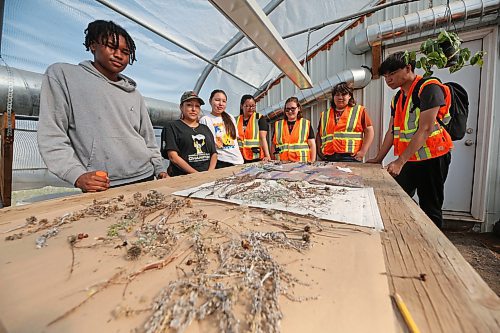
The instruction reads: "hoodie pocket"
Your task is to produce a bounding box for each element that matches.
[87,136,152,179]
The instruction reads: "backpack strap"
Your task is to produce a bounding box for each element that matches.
[414,76,449,128]
[410,76,432,111]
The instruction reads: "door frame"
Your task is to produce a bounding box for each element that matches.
[382,26,497,221]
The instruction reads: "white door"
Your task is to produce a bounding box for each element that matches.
[382,39,482,214]
[428,39,481,213]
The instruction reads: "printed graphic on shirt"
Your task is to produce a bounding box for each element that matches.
[188,134,210,163]
[213,122,236,150]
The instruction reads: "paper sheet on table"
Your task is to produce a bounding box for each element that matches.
[239,163,364,188]
[174,179,384,230]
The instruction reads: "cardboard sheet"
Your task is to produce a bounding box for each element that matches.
[0,188,395,333]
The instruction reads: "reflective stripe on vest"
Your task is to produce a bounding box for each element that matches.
[237,112,263,160]
[274,118,310,162]
[320,105,364,154]
[392,76,453,161]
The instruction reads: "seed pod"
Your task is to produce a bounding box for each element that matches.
[67,235,77,245]
[241,239,251,250]
[126,245,142,260]
[77,233,89,240]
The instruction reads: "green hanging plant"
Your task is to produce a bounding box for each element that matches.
[404,30,486,77]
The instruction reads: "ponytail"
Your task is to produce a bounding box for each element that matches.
[221,112,236,139]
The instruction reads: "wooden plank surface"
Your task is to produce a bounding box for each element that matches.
[359,164,500,332]
[0,165,397,333]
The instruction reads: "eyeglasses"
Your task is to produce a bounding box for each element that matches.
[244,105,256,109]
[284,107,298,112]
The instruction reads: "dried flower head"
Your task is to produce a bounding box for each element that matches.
[126,245,142,260]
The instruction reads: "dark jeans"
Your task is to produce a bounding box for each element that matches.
[395,152,451,228]
[323,153,360,163]
[216,160,235,169]
[111,174,155,188]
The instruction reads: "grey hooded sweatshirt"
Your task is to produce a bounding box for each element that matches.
[37,61,167,187]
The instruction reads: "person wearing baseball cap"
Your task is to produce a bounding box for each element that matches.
[160,91,217,176]
[180,90,205,105]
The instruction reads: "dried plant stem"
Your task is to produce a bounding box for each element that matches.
[122,245,194,297]
[69,244,75,278]
[1,224,25,234]
[47,270,124,327]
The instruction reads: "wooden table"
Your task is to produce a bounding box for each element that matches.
[0,163,498,332]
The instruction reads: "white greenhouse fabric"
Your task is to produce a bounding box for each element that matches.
[1,0,375,113]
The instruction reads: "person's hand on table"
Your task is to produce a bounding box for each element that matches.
[75,171,110,192]
[386,158,405,177]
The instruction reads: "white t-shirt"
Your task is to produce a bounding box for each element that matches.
[200,113,244,165]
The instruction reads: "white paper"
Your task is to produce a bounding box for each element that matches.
[174,179,384,230]
[336,166,352,173]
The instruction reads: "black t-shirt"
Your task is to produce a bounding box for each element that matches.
[161,120,216,176]
[391,84,445,117]
[242,115,268,132]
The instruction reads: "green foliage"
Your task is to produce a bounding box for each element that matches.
[107,216,137,237]
[436,30,461,50]
[405,29,485,77]
[470,51,485,66]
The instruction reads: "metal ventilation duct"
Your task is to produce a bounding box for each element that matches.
[0,66,181,127]
[208,0,313,89]
[348,0,500,55]
[260,67,372,115]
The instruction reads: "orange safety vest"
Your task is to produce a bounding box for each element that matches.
[392,75,453,161]
[273,118,311,162]
[319,105,365,155]
[236,112,264,161]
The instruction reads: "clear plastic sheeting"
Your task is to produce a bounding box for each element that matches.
[1,0,375,113]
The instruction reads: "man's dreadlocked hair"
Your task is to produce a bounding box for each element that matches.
[83,20,137,65]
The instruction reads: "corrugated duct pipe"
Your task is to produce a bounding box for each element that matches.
[0,66,181,127]
[259,67,372,116]
[348,0,500,55]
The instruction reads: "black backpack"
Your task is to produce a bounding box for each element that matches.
[394,77,469,141]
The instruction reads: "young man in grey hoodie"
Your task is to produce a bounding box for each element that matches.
[37,20,168,192]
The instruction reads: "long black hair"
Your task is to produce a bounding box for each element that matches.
[84,20,137,65]
[239,94,255,115]
[210,89,236,139]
